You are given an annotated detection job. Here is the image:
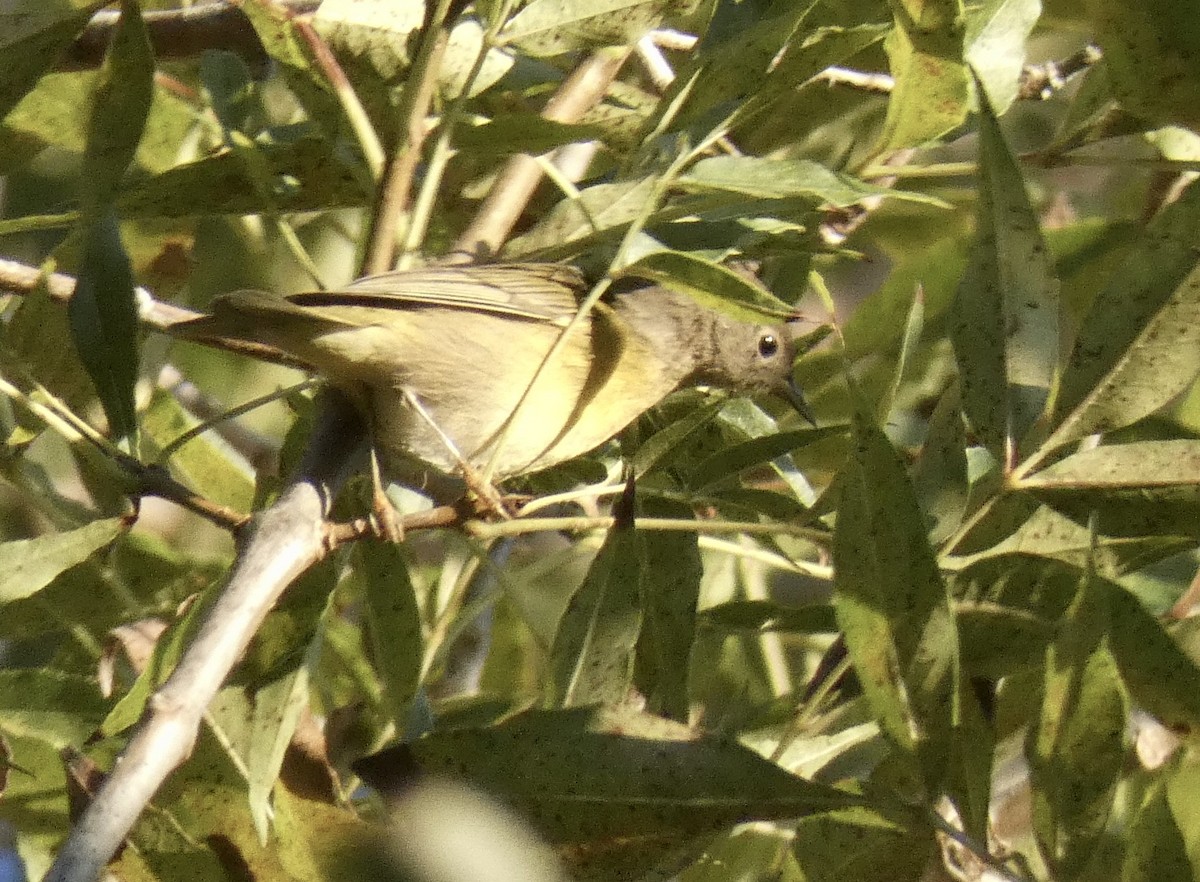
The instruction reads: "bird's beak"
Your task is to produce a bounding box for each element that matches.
[783,377,817,427]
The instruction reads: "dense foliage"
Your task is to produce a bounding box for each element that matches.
[2,0,1200,880]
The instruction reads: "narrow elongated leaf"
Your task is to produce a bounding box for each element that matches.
[834,420,959,795]
[632,499,700,721]
[1090,0,1200,130]
[1018,440,1200,538]
[0,517,124,603]
[504,178,655,258]
[0,0,106,121]
[245,662,311,842]
[963,0,1041,112]
[1047,237,1200,451]
[730,23,889,130]
[944,504,1192,577]
[619,250,794,322]
[631,398,724,479]
[912,382,968,545]
[875,0,969,152]
[699,600,839,635]
[688,427,839,491]
[950,72,1059,461]
[878,284,925,425]
[0,670,110,747]
[792,805,934,882]
[946,685,995,843]
[1106,580,1200,729]
[1056,174,1200,422]
[143,391,255,512]
[68,209,140,442]
[546,493,643,708]
[956,601,1052,678]
[1028,568,1128,881]
[357,540,423,723]
[237,0,342,137]
[677,157,949,208]
[80,0,154,212]
[358,707,857,872]
[455,115,605,154]
[651,1,819,133]
[502,0,673,57]
[1123,783,1192,882]
[314,0,512,98]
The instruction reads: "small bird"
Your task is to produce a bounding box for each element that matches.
[172,263,810,490]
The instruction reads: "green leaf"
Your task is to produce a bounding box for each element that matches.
[657,1,819,134]
[878,283,925,425]
[1049,183,1200,448]
[0,517,124,603]
[1090,0,1200,130]
[504,177,655,258]
[834,420,959,796]
[501,0,674,56]
[632,499,700,721]
[699,600,838,635]
[357,540,423,723]
[546,504,643,708]
[1028,567,1128,881]
[678,157,950,209]
[1123,782,1192,882]
[142,390,255,512]
[950,72,1059,461]
[620,250,795,322]
[455,115,606,155]
[313,1,512,98]
[956,600,1052,678]
[1106,581,1200,729]
[101,583,215,736]
[792,804,935,882]
[687,427,839,492]
[1018,440,1200,539]
[245,663,312,842]
[67,208,140,442]
[875,0,969,152]
[963,0,1041,112]
[80,0,154,212]
[361,706,857,881]
[729,24,890,130]
[0,0,106,121]
[946,684,995,842]
[630,399,724,479]
[0,669,109,748]
[237,0,342,139]
[912,382,968,545]
[944,503,1193,577]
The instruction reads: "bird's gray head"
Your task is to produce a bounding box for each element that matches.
[614,283,814,422]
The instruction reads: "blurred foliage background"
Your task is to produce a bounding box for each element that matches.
[4,0,1200,880]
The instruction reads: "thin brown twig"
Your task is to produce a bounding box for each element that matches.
[361,1,456,275]
[1017,43,1102,101]
[294,18,385,178]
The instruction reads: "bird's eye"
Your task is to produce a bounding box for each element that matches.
[758,333,779,358]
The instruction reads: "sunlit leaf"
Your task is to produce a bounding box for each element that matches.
[1028,567,1128,880]
[875,0,969,152]
[0,517,124,603]
[834,419,959,796]
[950,72,1058,462]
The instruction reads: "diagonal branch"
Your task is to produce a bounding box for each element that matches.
[450,47,631,260]
[44,390,363,882]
